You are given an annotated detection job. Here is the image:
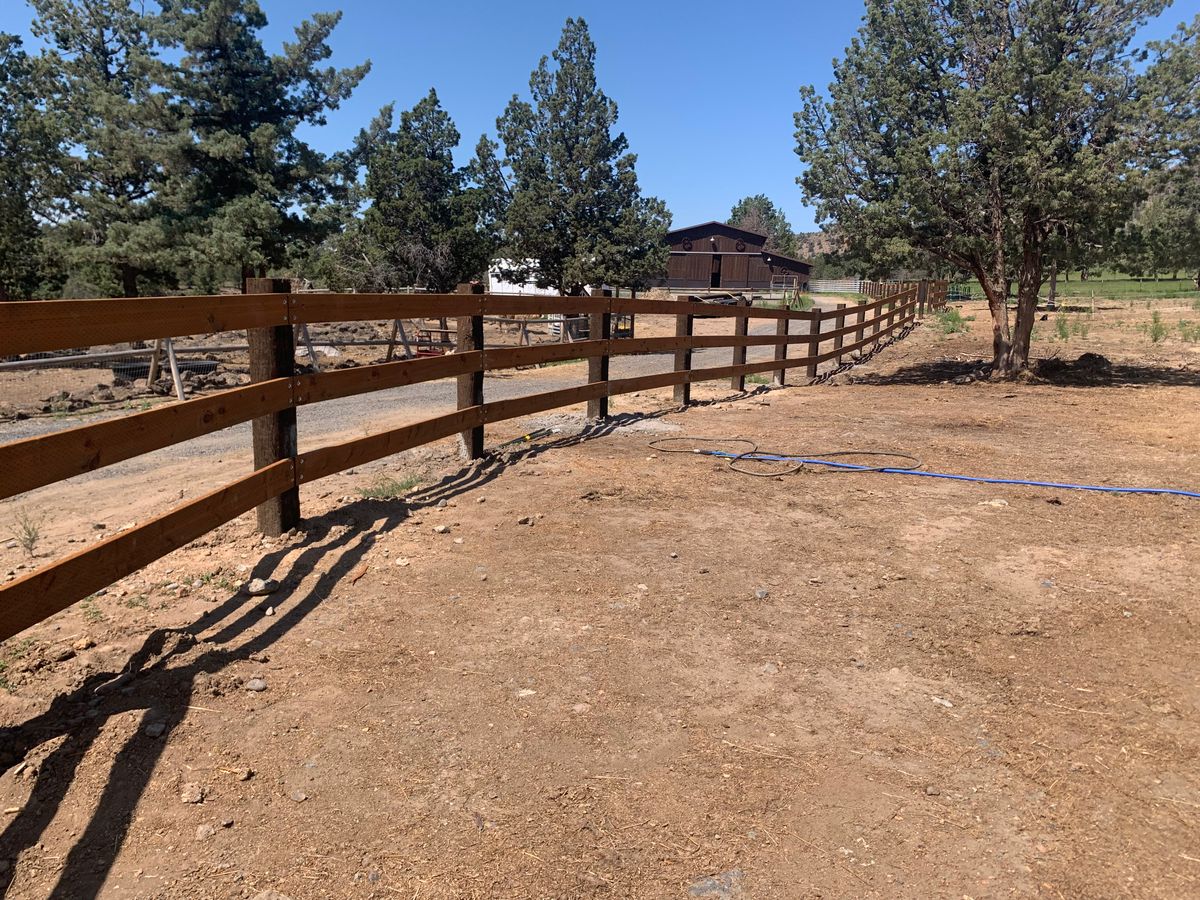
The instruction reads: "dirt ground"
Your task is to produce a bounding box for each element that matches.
[1,304,1199,898]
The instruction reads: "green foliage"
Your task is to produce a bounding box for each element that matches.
[155,0,369,289]
[1127,15,1200,289]
[8,507,44,558]
[496,18,669,294]
[728,195,798,257]
[1055,314,1071,341]
[1148,310,1168,342]
[0,33,62,299]
[358,474,421,500]
[933,307,971,335]
[795,0,1166,375]
[1178,320,1200,342]
[325,91,498,292]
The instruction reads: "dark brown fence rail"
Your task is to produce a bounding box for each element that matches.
[0,281,944,641]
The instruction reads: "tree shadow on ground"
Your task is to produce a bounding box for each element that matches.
[848,353,1200,388]
[0,409,673,898]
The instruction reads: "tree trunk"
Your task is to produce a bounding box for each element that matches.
[121,265,139,299]
[1194,270,1200,291]
[995,222,1043,377]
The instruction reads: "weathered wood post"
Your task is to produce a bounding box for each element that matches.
[773,314,789,386]
[673,297,694,406]
[855,301,867,354]
[833,303,847,365]
[731,307,749,391]
[245,277,300,535]
[918,280,929,317]
[588,300,612,420]
[456,282,485,460]
[806,304,824,381]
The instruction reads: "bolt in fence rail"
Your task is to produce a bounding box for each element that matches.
[0,281,942,642]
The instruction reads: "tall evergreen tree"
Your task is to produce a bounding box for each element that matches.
[496,18,669,295]
[796,0,1165,376]
[1133,14,1200,287]
[728,195,799,257]
[0,33,59,300]
[324,92,501,292]
[157,0,369,288]
[31,0,180,298]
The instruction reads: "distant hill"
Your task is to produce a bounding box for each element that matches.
[795,230,844,260]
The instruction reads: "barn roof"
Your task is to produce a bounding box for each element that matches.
[666,221,769,240]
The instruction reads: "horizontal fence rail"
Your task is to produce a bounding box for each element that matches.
[0,281,945,642]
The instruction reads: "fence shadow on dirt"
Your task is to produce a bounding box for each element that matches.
[849,354,1200,388]
[0,409,675,898]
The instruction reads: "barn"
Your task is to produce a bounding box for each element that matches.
[661,222,812,291]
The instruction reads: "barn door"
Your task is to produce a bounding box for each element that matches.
[710,255,722,289]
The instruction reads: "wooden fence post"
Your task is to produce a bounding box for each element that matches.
[731,309,749,391]
[457,283,485,460]
[806,305,823,381]
[245,277,300,536]
[833,303,847,364]
[855,301,867,354]
[773,315,789,386]
[588,305,611,420]
[918,280,929,317]
[673,299,694,406]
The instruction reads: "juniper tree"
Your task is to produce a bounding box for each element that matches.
[796,0,1166,375]
[728,195,799,257]
[496,18,669,295]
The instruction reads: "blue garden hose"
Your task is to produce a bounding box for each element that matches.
[646,437,1200,500]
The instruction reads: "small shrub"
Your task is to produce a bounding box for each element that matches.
[934,307,970,334]
[9,508,44,558]
[1179,320,1199,343]
[359,474,421,500]
[1149,311,1168,343]
[746,374,771,385]
[1055,314,1070,341]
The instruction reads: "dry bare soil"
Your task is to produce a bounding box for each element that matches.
[1,303,1199,899]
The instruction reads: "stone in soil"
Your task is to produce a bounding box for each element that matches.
[245,678,268,693]
[144,722,167,739]
[180,782,205,804]
[243,578,278,596]
[195,824,216,841]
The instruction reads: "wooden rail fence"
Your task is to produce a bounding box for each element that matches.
[0,281,944,641]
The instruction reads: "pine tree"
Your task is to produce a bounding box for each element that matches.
[157,0,369,288]
[0,34,58,300]
[728,195,799,257]
[31,0,180,298]
[496,18,668,295]
[1134,14,1200,287]
[796,0,1166,375]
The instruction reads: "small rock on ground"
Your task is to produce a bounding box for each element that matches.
[688,869,745,899]
[180,782,205,804]
[245,678,268,693]
[243,578,278,596]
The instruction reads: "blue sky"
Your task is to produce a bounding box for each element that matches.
[3,0,1199,232]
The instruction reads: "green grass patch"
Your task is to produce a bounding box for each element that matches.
[933,307,972,334]
[359,474,422,500]
[746,374,772,385]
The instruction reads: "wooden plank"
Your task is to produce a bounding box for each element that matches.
[588,312,611,419]
[610,297,801,320]
[609,370,688,396]
[807,306,824,379]
[484,341,607,370]
[0,379,293,501]
[298,408,485,483]
[481,383,608,425]
[246,278,299,535]
[291,293,482,324]
[484,296,608,316]
[294,352,482,404]
[0,294,289,357]
[0,461,295,642]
